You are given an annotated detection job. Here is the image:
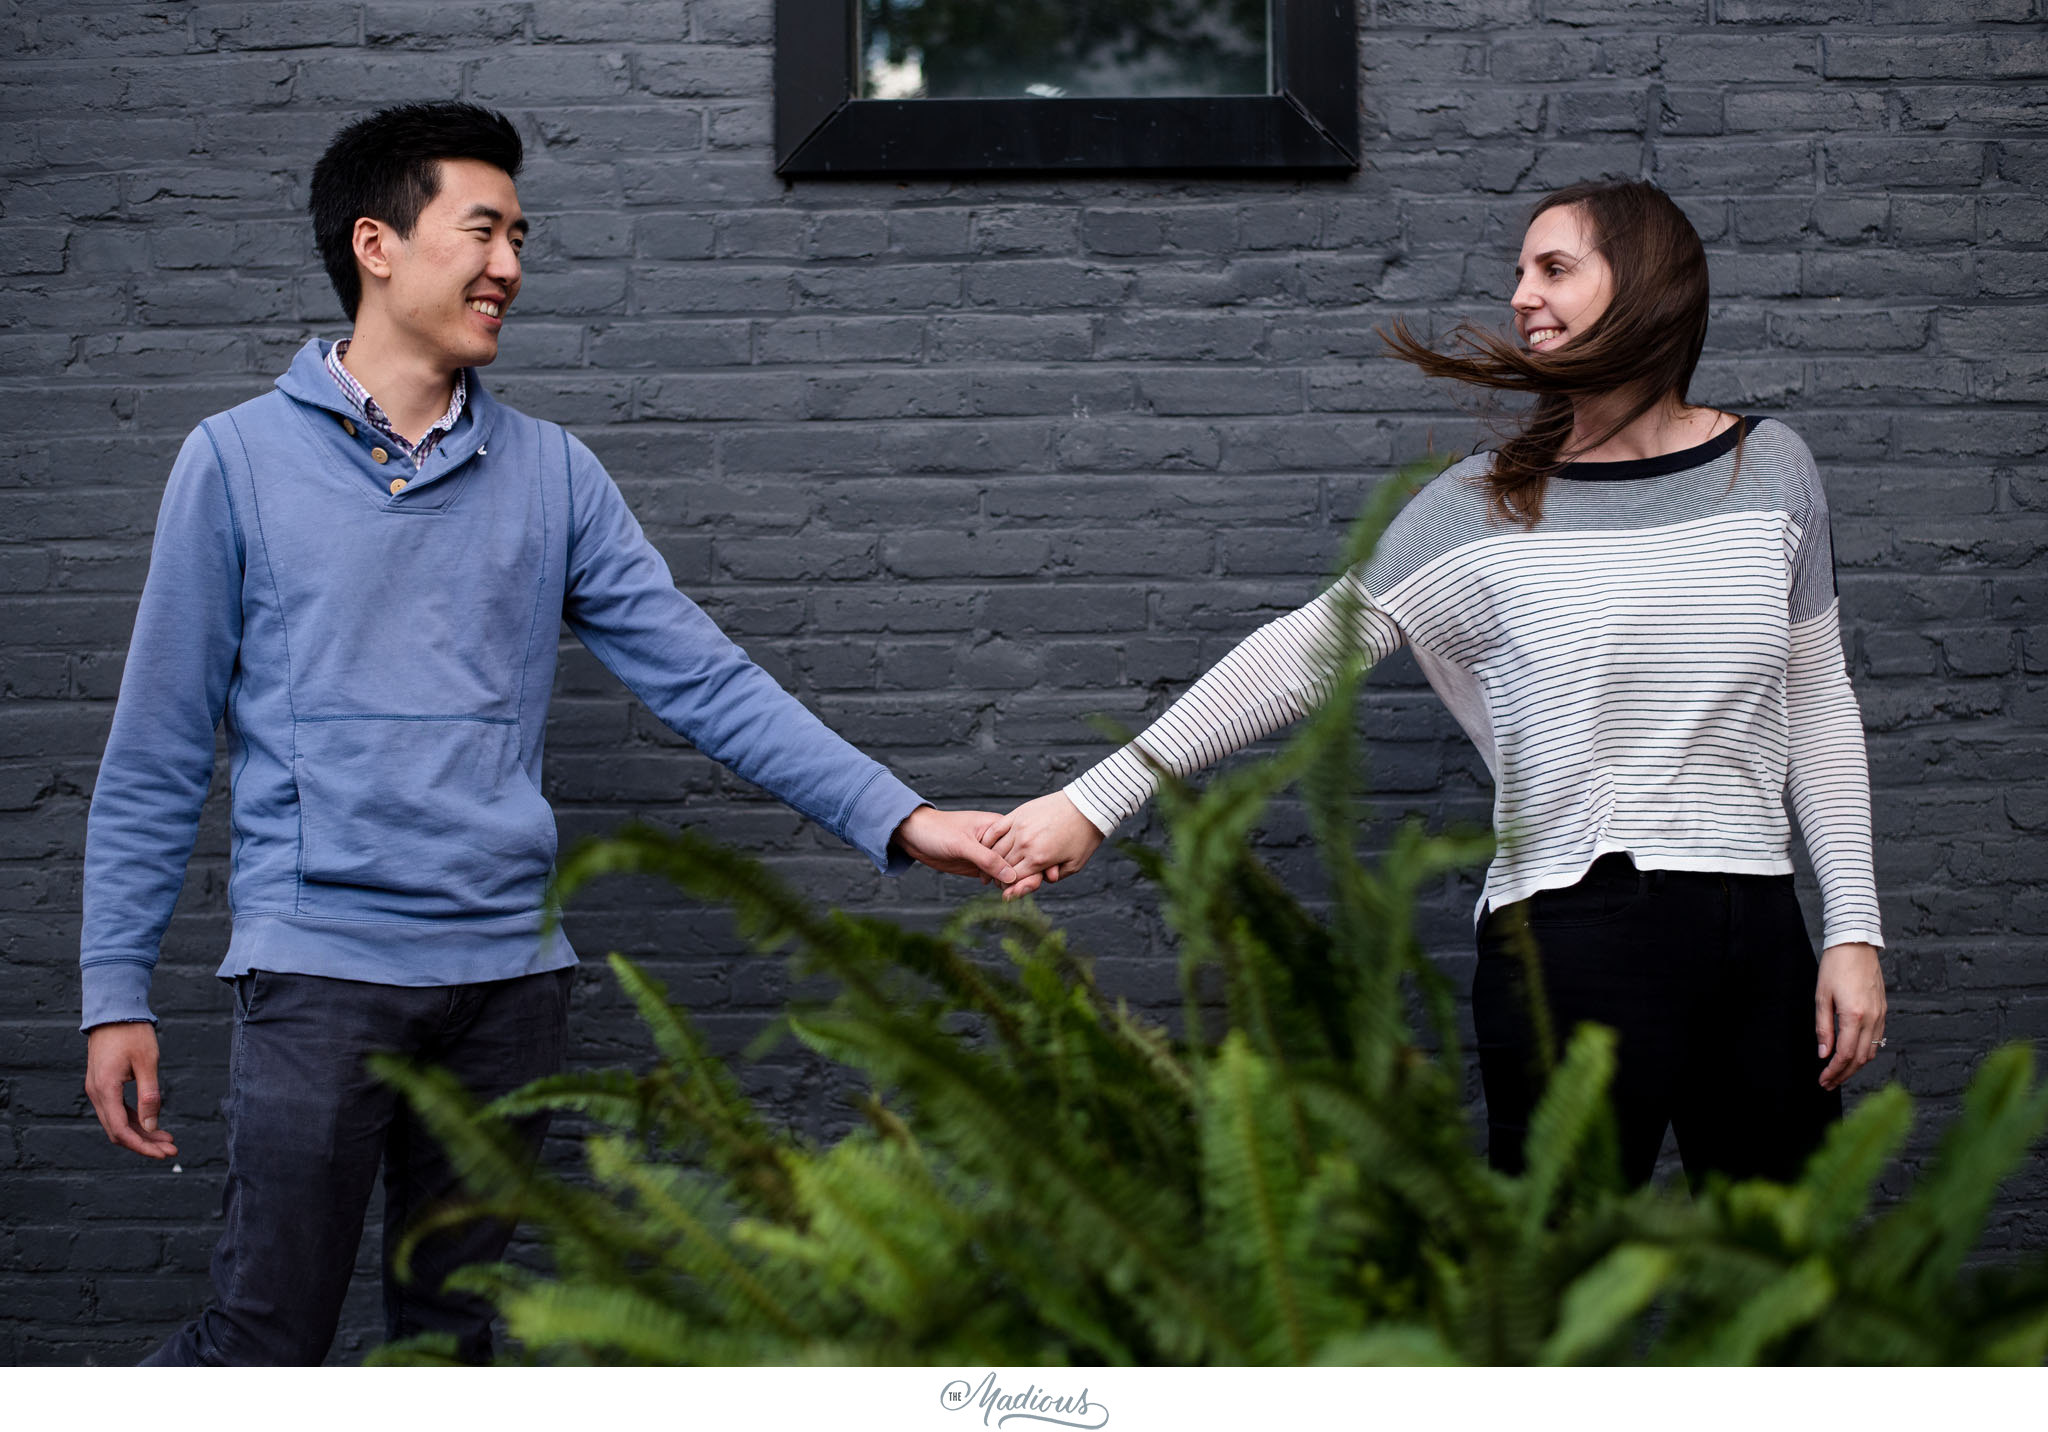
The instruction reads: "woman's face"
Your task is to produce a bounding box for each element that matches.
[1511,204,1614,354]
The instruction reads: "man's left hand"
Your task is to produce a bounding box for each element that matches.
[892,806,1018,885]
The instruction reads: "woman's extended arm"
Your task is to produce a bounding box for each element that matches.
[1787,597,1888,1088]
[984,576,1405,896]
[1786,600,1883,953]
[1778,439,1887,1088]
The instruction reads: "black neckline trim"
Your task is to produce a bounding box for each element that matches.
[1554,414,1760,482]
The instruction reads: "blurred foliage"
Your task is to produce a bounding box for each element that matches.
[861,0,1267,98]
[373,460,2048,1366]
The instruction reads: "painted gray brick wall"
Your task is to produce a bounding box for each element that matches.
[2,0,2044,1364]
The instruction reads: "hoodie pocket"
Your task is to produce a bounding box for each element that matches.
[293,716,556,920]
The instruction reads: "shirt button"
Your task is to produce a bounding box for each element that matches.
[370,446,389,464]
[389,477,407,495]
[341,417,357,436]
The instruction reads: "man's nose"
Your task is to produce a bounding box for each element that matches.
[489,239,521,283]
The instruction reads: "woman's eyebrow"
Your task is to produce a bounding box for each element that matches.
[1513,248,1581,276]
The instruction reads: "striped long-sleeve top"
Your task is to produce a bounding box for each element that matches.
[1064,416,1884,952]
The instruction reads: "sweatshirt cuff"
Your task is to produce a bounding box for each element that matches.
[80,957,159,1032]
[842,768,928,875]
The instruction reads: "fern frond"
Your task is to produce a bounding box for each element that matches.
[1970,1292,2048,1367]
[582,1135,811,1339]
[1781,1084,1913,1250]
[1316,1325,1463,1366]
[788,1006,1241,1361]
[489,1279,711,1365]
[486,1067,655,1129]
[1517,1022,1622,1238]
[363,1332,465,1366]
[1539,1244,1673,1365]
[1690,1258,1834,1365]
[371,1055,647,1286]
[1856,1044,2048,1308]
[775,1137,968,1329]
[1200,1033,1314,1362]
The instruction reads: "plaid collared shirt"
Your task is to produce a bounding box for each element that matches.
[324,339,467,468]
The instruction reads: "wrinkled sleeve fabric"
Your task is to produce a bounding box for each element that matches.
[1063,575,1405,834]
[80,424,245,1030]
[559,432,923,872]
[1783,441,1884,951]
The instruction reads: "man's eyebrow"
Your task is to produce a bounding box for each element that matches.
[459,203,529,233]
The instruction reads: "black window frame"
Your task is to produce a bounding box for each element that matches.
[775,0,1358,176]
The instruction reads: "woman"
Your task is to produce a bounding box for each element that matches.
[980,179,1887,1188]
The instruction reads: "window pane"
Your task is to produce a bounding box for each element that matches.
[859,0,1271,100]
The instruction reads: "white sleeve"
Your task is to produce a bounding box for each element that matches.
[1063,575,1406,834]
[1779,437,1883,950]
[1786,598,1884,950]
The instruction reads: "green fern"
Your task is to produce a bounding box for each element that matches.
[373,455,2048,1367]
[1539,1243,1673,1365]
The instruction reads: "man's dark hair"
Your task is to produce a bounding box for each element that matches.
[310,102,523,319]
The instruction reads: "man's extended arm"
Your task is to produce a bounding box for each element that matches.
[557,431,1010,883]
[80,424,243,1156]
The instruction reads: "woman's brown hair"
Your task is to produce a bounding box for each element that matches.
[1383,179,1713,527]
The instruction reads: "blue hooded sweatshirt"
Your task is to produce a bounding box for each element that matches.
[79,338,926,1030]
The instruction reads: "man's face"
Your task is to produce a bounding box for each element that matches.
[368,157,525,369]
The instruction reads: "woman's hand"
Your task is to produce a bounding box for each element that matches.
[980,792,1105,900]
[1816,941,1887,1090]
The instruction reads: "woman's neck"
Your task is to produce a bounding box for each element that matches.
[1568,390,1733,465]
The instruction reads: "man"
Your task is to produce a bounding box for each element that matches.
[80,101,1013,1365]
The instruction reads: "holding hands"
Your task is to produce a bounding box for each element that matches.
[892,805,1022,884]
[978,792,1105,900]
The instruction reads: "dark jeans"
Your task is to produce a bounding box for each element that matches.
[142,966,573,1366]
[1473,854,1841,1190]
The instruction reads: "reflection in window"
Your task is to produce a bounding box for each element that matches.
[859,0,1271,101]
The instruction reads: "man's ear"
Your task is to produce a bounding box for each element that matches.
[352,216,397,283]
